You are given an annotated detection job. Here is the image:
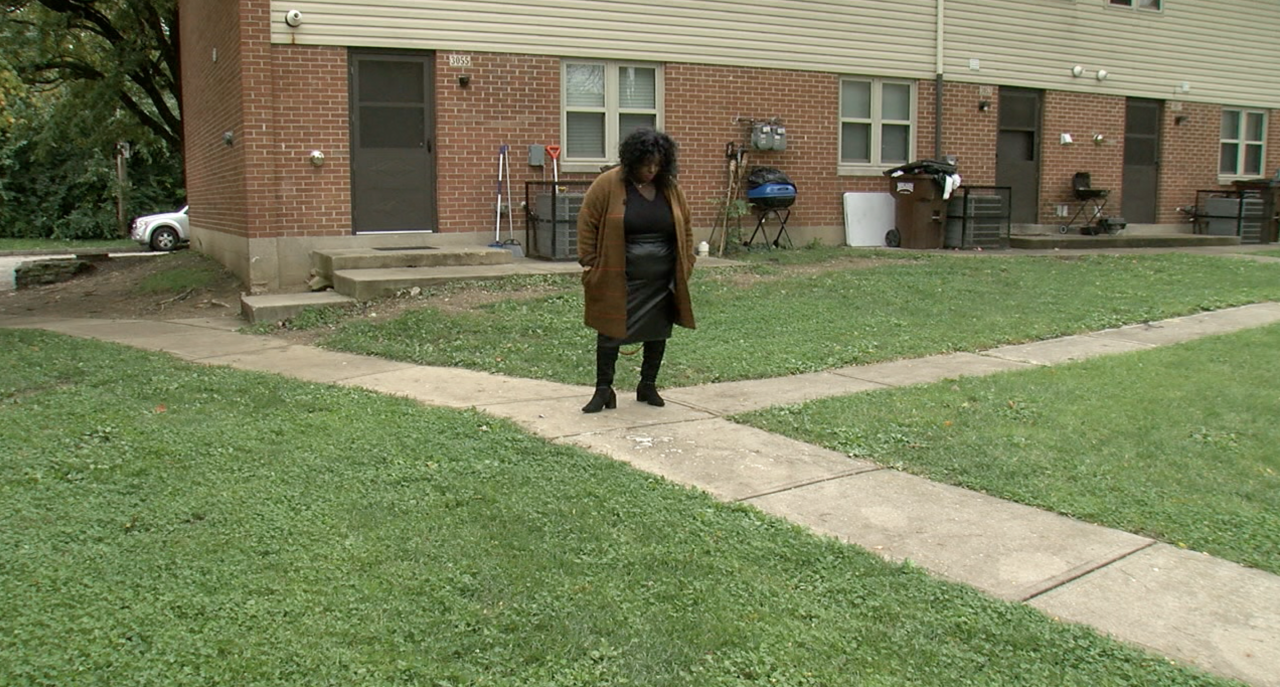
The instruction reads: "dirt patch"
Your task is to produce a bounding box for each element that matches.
[0,250,245,321]
[0,249,891,340]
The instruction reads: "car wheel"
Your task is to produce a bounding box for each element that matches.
[150,227,180,252]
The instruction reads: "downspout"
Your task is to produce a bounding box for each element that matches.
[935,0,945,160]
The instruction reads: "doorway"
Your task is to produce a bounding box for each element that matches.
[350,51,437,233]
[1122,98,1162,224]
[995,88,1043,225]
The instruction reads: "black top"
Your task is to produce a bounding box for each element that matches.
[624,184,676,239]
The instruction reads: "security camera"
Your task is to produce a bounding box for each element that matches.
[284,9,303,27]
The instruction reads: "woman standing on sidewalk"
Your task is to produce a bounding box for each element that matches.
[576,128,697,413]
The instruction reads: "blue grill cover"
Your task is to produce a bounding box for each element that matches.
[746,182,797,208]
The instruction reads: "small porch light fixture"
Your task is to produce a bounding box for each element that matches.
[1071,65,1085,77]
[1096,69,1109,81]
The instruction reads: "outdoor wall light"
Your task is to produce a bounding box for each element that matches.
[285,9,303,27]
[309,150,325,167]
[1175,115,1190,126]
[978,100,991,112]
[1096,69,1109,81]
[223,130,234,147]
[458,74,471,88]
[1071,65,1085,77]
[1060,133,1074,145]
[1093,133,1106,145]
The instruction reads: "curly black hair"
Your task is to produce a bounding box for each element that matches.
[618,128,678,188]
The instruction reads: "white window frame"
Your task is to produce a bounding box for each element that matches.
[560,60,663,174]
[1107,0,1163,11]
[837,77,916,175]
[1219,108,1267,180]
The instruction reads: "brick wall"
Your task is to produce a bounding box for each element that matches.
[435,53,563,236]
[1160,101,1227,224]
[665,63,887,234]
[939,82,998,186]
[270,46,351,238]
[239,1,274,240]
[178,0,247,239]
[432,57,925,239]
[1039,90,1126,225]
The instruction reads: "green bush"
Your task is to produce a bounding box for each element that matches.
[0,87,183,241]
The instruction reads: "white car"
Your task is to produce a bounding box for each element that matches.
[130,206,189,252]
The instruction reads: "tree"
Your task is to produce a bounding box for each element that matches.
[0,0,184,240]
[1,0,182,150]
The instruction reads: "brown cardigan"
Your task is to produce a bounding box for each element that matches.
[576,165,697,340]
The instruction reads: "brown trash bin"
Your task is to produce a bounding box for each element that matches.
[888,174,949,249]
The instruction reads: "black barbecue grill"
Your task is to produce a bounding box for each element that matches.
[744,168,796,248]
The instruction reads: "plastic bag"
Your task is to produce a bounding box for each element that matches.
[745,167,794,190]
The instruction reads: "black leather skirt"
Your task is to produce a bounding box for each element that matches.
[603,233,676,346]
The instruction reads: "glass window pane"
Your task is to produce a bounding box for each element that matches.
[1245,144,1264,176]
[1220,143,1239,174]
[882,124,910,163]
[1222,111,1240,140]
[1138,0,1160,9]
[840,81,871,119]
[618,67,656,109]
[1246,112,1265,142]
[619,113,656,138]
[360,106,424,148]
[358,60,424,104]
[841,122,870,163]
[566,64,605,108]
[567,112,605,158]
[882,83,910,121]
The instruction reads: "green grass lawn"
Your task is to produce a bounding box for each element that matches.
[1251,247,1280,258]
[737,323,1280,576]
[313,251,1280,388]
[0,329,1240,686]
[0,237,137,252]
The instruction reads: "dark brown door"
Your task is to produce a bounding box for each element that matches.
[995,88,1042,224]
[1122,99,1161,224]
[350,51,437,233]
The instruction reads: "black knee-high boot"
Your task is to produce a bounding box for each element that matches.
[637,340,666,407]
[582,337,619,413]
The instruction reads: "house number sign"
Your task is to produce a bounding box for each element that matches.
[447,54,471,67]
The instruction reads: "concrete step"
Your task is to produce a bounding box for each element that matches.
[332,260,583,300]
[311,246,514,277]
[1010,233,1242,250]
[240,291,357,324]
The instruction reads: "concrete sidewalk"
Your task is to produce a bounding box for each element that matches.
[4,303,1280,686]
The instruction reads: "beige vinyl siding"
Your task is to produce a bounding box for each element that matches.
[271,0,938,78]
[944,0,1280,108]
